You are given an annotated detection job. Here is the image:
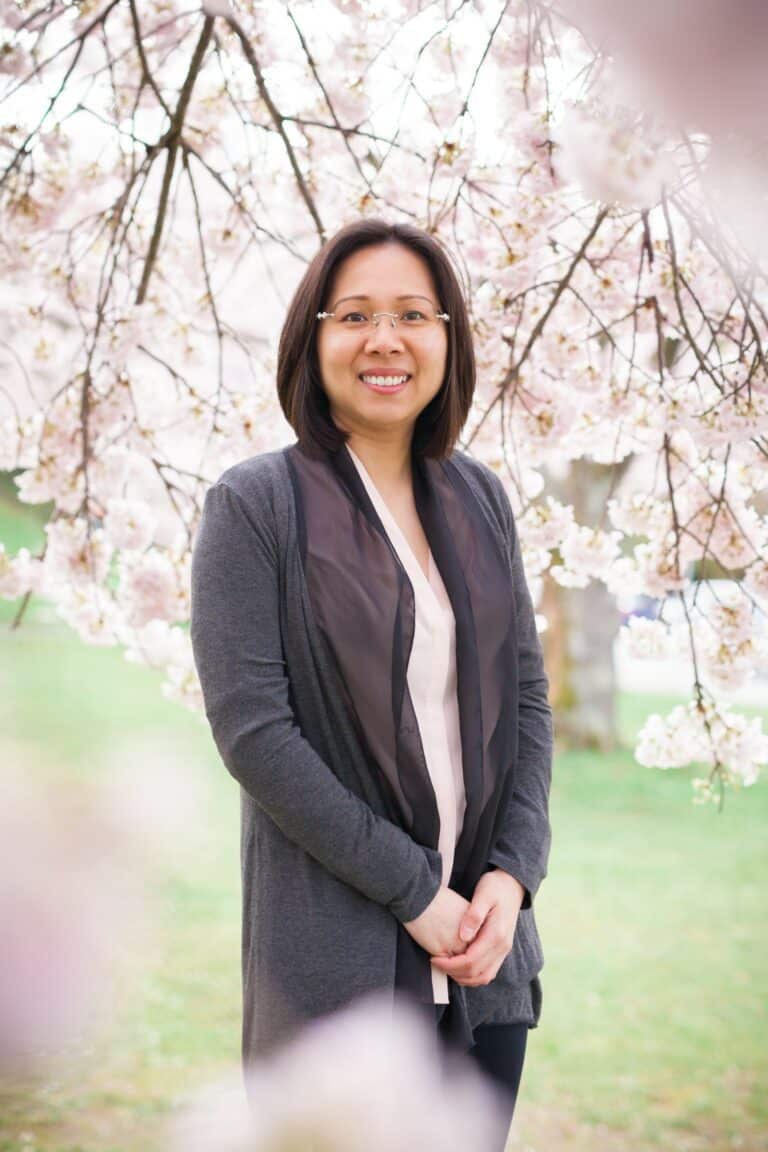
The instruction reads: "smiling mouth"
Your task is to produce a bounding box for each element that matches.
[358,373,412,389]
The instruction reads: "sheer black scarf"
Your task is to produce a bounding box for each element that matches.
[285,440,519,1049]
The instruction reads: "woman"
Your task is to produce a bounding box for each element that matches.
[190,219,553,1147]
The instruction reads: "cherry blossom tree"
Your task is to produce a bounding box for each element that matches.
[1,0,767,805]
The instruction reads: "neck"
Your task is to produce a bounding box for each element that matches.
[345,432,413,491]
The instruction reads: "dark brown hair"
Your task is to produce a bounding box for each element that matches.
[276,218,475,460]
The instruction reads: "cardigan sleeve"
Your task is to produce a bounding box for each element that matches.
[484,475,553,910]
[190,479,443,924]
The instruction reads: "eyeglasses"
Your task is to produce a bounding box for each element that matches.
[316,303,450,332]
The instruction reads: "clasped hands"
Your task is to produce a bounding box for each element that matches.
[403,869,525,988]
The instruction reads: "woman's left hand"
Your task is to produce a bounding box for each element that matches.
[430,869,525,988]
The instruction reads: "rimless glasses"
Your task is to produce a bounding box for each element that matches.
[316,300,450,332]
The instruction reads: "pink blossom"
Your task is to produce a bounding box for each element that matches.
[43,520,112,590]
[608,493,671,539]
[549,562,589,590]
[0,765,144,1075]
[121,617,191,668]
[103,498,158,552]
[704,590,756,646]
[514,394,577,460]
[168,992,509,1152]
[637,697,768,786]
[520,497,575,551]
[120,618,201,710]
[561,0,768,142]
[635,702,711,770]
[0,545,42,600]
[88,446,141,501]
[621,616,674,661]
[553,102,679,211]
[744,560,768,605]
[699,635,765,694]
[559,523,623,581]
[0,0,26,30]
[520,546,553,582]
[602,555,648,599]
[55,582,121,646]
[0,415,32,471]
[0,41,31,77]
[708,711,768,786]
[162,661,204,712]
[632,540,689,599]
[118,550,186,627]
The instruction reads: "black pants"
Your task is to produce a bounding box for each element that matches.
[426,1002,528,1152]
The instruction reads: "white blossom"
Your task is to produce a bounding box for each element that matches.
[103,498,158,552]
[635,703,711,770]
[43,521,112,591]
[520,497,575,551]
[121,618,192,668]
[117,550,186,627]
[0,545,42,600]
[636,699,768,785]
[55,582,120,646]
[553,102,679,210]
[620,615,673,660]
[744,559,768,605]
[559,523,623,581]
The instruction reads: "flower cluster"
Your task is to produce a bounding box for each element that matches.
[0,0,766,787]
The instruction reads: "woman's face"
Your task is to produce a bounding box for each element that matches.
[316,242,448,443]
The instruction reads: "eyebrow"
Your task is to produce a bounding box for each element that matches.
[331,293,435,309]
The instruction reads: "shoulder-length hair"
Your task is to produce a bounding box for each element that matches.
[276,218,475,460]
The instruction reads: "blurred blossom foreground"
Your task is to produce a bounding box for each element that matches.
[0,760,146,1077]
[169,992,509,1152]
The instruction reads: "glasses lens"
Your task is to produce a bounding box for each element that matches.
[398,303,437,326]
[326,303,440,329]
[334,309,373,327]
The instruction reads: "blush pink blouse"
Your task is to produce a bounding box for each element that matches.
[347,446,466,1003]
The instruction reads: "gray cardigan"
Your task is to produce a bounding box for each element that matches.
[190,443,553,1064]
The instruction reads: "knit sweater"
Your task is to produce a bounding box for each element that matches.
[190,442,553,1064]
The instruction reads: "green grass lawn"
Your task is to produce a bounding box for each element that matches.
[524,694,767,1151]
[1,487,766,1150]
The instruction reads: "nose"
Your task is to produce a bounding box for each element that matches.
[364,316,405,354]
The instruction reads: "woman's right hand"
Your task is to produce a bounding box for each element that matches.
[402,886,470,958]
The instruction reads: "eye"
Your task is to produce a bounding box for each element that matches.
[340,311,369,324]
[401,309,428,322]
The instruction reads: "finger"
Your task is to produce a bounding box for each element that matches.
[459,896,493,944]
[431,933,496,978]
[452,963,496,988]
[456,953,507,986]
[431,951,469,974]
[432,916,508,977]
[446,908,515,977]
[432,949,497,980]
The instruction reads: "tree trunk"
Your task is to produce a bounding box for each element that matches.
[541,458,628,751]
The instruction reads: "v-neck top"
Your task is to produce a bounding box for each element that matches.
[347,445,467,1003]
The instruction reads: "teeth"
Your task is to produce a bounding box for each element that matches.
[361,374,409,387]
